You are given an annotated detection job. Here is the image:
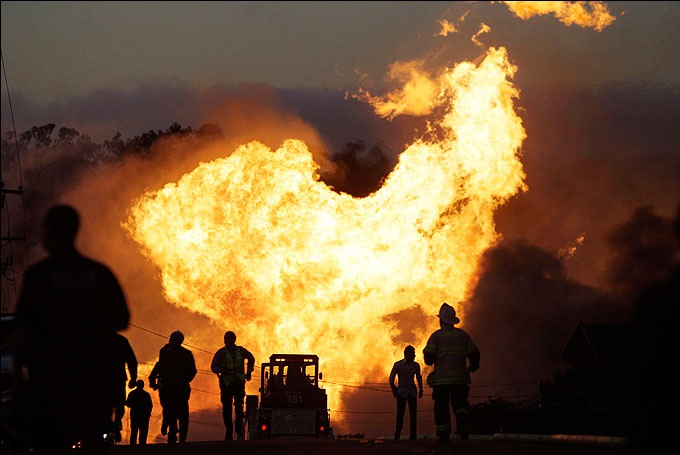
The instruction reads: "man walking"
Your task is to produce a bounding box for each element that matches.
[149,330,197,444]
[423,303,480,443]
[110,333,138,443]
[211,331,255,440]
[389,345,423,440]
[15,205,130,454]
[125,379,153,445]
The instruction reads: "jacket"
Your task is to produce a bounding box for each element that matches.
[149,343,197,390]
[423,326,480,386]
[211,345,255,387]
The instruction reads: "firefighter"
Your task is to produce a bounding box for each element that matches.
[149,330,197,444]
[423,303,480,443]
[211,331,255,441]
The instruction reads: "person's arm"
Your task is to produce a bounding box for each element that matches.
[416,363,423,398]
[102,267,130,332]
[210,348,223,375]
[244,348,255,381]
[126,340,138,388]
[149,362,159,390]
[14,267,37,326]
[389,363,398,397]
[128,366,138,388]
[187,351,197,382]
[423,333,437,366]
[388,363,397,388]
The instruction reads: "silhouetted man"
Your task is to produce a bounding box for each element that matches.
[15,204,130,454]
[149,330,197,444]
[389,345,423,440]
[109,333,138,443]
[125,379,153,445]
[423,303,480,443]
[211,331,255,440]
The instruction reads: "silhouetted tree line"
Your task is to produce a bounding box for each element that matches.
[2,122,396,199]
[1,122,225,162]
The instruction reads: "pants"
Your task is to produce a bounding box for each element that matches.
[129,414,150,445]
[431,384,471,437]
[395,395,418,439]
[113,381,126,433]
[21,352,115,454]
[219,378,246,440]
[159,385,191,443]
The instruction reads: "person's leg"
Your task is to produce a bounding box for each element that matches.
[31,386,72,454]
[130,420,139,445]
[139,418,149,445]
[74,387,111,454]
[233,385,246,440]
[407,395,418,439]
[113,383,125,442]
[178,393,190,443]
[159,390,169,436]
[432,386,452,443]
[395,396,406,439]
[166,393,179,444]
[221,387,234,440]
[451,385,471,440]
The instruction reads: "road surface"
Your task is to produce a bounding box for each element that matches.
[106,436,634,455]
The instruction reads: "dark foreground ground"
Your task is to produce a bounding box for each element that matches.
[105,435,636,455]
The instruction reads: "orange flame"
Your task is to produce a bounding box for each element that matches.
[123,46,526,417]
[502,1,616,31]
[436,19,458,37]
[558,234,586,260]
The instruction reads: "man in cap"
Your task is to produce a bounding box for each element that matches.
[149,330,197,444]
[423,303,480,443]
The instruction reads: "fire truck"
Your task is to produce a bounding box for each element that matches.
[246,353,333,439]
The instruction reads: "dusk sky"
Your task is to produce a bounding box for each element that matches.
[2,1,679,441]
[5,2,677,100]
[2,1,679,138]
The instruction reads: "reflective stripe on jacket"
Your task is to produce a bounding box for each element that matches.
[423,326,479,386]
[221,347,245,387]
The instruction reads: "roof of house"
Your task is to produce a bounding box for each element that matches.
[561,322,631,373]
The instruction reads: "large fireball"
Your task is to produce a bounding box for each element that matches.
[123,47,526,413]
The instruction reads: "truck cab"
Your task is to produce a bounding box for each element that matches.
[247,353,332,439]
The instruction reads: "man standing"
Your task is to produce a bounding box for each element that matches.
[211,331,255,441]
[110,333,138,443]
[149,330,197,444]
[15,205,130,454]
[423,303,480,443]
[389,345,423,440]
[125,379,153,445]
